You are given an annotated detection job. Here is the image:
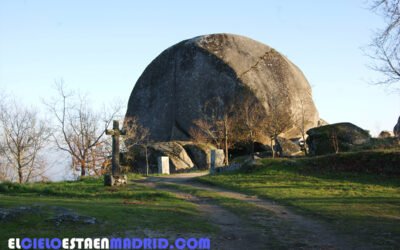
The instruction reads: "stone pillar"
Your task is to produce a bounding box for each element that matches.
[210,149,225,175]
[158,156,170,175]
[210,150,216,175]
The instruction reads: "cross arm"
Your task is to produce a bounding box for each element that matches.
[106,129,115,136]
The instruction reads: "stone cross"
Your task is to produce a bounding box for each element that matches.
[106,120,126,176]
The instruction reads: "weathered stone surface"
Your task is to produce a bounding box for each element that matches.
[125,33,319,143]
[181,142,224,170]
[394,116,400,138]
[104,174,128,186]
[128,142,194,173]
[158,156,170,174]
[0,206,37,221]
[306,123,371,156]
[0,205,97,226]
[182,143,210,170]
[378,130,394,138]
[49,212,97,226]
[152,142,194,172]
[275,137,303,156]
[318,119,329,127]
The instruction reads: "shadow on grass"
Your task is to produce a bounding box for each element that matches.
[0,177,175,201]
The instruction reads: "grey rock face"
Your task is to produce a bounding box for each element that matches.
[318,119,329,127]
[49,213,97,226]
[275,137,302,156]
[152,142,194,172]
[180,142,225,170]
[394,116,400,138]
[127,141,223,172]
[378,130,394,138]
[182,143,212,170]
[128,142,194,173]
[126,33,319,143]
[306,123,371,156]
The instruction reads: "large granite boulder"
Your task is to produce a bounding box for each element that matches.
[394,116,400,138]
[125,33,319,143]
[275,137,303,156]
[378,130,394,138]
[180,142,224,170]
[151,142,194,172]
[306,123,371,156]
[127,142,194,173]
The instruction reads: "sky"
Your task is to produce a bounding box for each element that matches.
[0,0,399,138]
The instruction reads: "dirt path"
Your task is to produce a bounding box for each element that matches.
[139,173,367,250]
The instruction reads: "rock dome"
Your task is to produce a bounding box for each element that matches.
[126,33,319,142]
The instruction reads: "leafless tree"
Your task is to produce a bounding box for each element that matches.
[368,0,400,86]
[44,81,121,177]
[330,128,340,154]
[123,116,150,149]
[294,95,310,155]
[0,99,51,183]
[123,116,151,175]
[264,90,294,158]
[189,97,237,165]
[235,92,268,155]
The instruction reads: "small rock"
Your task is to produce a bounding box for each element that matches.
[48,212,97,226]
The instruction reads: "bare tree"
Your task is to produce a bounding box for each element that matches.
[44,81,121,177]
[264,90,293,158]
[189,97,237,165]
[294,95,310,155]
[368,0,400,86]
[123,116,150,149]
[123,116,151,175]
[0,99,51,183]
[330,128,340,154]
[235,92,268,155]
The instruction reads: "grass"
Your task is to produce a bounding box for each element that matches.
[156,182,305,249]
[157,182,259,217]
[198,152,400,248]
[0,175,216,247]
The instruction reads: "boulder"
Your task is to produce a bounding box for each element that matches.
[317,119,329,127]
[181,142,222,170]
[306,123,371,156]
[394,116,400,138]
[275,137,303,156]
[125,33,319,143]
[151,142,194,172]
[126,142,195,173]
[378,130,394,138]
[212,148,226,168]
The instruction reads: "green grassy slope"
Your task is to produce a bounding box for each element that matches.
[198,152,400,248]
[0,176,215,245]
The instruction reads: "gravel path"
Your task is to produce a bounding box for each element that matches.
[139,173,367,250]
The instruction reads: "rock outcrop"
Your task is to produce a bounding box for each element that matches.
[306,123,371,156]
[126,141,223,173]
[180,142,225,170]
[275,137,303,156]
[125,33,319,143]
[378,130,394,138]
[317,119,329,127]
[394,116,400,138]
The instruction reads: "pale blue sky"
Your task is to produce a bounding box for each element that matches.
[1,0,399,135]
